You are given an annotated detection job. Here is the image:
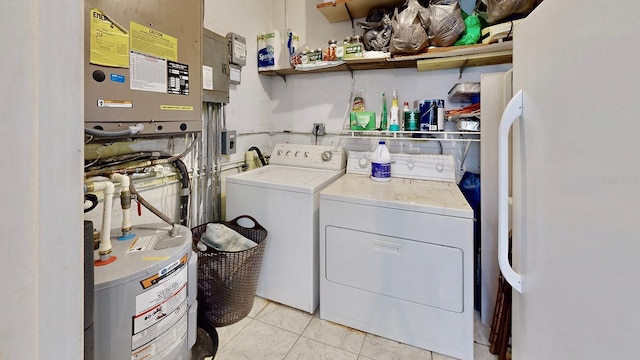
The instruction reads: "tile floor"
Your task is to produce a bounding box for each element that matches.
[213,297,498,360]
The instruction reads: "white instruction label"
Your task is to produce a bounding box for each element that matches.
[131,265,188,359]
[130,50,167,93]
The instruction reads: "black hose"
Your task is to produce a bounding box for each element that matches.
[248,146,267,166]
[84,194,99,213]
[171,158,190,225]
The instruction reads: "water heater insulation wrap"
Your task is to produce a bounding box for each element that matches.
[94,223,197,360]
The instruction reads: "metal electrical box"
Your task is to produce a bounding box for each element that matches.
[84,0,203,135]
[227,32,247,67]
[202,29,230,104]
[221,130,236,155]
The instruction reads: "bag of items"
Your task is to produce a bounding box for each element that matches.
[475,0,542,24]
[454,11,482,46]
[428,0,466,47]
[389,0,430,54]
[359,9,393,52]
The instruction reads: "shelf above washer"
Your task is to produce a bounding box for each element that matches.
[338,130,481,142]
[258,42,512,77]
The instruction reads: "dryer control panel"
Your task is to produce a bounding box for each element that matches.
[347,151,456,182]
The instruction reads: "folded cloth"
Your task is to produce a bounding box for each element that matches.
[199,223,257,252]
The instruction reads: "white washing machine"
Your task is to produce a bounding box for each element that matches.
[225,143,345,313]
[320,151,474,360]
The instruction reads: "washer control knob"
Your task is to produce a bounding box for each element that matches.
[358,157,368,168]
[286,150,291,156]
[436,163,445,172]
[277,150,283,156]
[407,161,415,170]
[321,151,332,162]
[304,151,310,158]
[295,151,300,157]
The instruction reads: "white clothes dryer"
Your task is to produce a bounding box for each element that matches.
[320,151,474,360]
[225,144,345,313]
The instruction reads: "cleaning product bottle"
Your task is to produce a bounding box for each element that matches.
[371,140,391,182]
[389,91,400,132]
[380,93,388,130]
[402,101,410,130]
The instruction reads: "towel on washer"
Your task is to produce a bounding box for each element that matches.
[198,223,257,252]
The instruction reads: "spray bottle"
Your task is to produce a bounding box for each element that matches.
[380,93,388,130]
[389,90,400,131]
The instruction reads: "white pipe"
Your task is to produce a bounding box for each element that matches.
[86,180,115,261]
[110,174,133,239]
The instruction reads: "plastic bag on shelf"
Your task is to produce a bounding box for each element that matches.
[454,11,482,46]
[359,9,393,52]
[389,0,430,55]
[475,0,542,24]
[428,0,466,47]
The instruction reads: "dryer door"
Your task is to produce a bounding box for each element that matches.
[325,226,464,313]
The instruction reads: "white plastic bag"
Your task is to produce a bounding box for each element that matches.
[389,0,430,54]
[476,0,541,24]
[428,0,466,47]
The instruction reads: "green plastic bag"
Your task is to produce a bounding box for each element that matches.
[454,11,482,46]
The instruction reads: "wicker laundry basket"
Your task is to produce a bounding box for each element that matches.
[192,215,267,327]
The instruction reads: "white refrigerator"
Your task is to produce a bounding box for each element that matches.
[497,0,640,359]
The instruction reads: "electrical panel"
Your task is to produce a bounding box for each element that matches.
[84,0,203,135]
[227,33,247,67]
[226,32,245,85]
[202,29,230,104]
[221,130,237,155]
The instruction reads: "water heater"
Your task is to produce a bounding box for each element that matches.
[94,223,197,360]
[84,0,203,135]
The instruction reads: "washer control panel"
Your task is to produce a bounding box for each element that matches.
[269,144,346,170]
[347,151,456,182]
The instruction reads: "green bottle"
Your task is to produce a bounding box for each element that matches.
[380,93,388,130]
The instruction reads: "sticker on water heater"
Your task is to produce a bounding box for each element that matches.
[129,51,167,93]
[127,235,155,253]
[89,8,129,68]
[131,299,188,356]
[132,286,187,335]
[110,73,125,83]
[160,105,193,111]
[129,21,177,62]
[167,61,189,95]
[97,99,133,108]
[134,265,187,331]
[139,253,188,289]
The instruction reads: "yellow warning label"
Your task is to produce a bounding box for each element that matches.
[89,8,129,68]
[142,256,170,261]
[160,105,193,111]
[130,21,177,61]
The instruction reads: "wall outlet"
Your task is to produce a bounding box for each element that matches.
[313,123,325,136]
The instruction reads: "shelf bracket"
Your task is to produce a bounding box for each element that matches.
[344,3,355,28]
[458,58,469,81]
[278,74,287,83]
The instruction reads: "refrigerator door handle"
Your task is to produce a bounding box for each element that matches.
[498,89,523,293]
